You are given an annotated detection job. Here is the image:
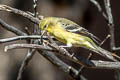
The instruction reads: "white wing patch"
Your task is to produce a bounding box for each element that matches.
[84,41,96,50]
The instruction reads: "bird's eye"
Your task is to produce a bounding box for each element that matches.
[43,25,47,29]
[62,23,69,26]
[62,23,65,25]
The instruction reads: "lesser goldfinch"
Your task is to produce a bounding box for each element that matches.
[39,17,118,61]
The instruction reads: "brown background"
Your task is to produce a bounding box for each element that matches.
[0,0,120,80]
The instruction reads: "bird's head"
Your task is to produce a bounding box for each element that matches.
[39,18,48,30]
[39,17,59,30]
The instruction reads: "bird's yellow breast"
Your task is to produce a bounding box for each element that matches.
[46,23,85,44]
[47,24,68,43]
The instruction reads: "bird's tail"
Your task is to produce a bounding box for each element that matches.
[94,47,118,62]
[83,37,118,62]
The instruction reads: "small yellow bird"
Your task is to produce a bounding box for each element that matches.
[39,17,118,61]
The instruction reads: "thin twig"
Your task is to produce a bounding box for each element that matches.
[104,0,115,50]
[24,27,31,35]
[90,0,120,50]
[104,0,120,79]
[0,35,48,43]
[0,18,27,36]
[75,53,92,79]
[99,34,111,46]
[17,1,39,79]
[38,49,86,79]
[104,0,120,51]
[17,49,36,80]
[4,44,56,52]
[33,0,39,33]
[0,4,40,24]
[89,0,108,20]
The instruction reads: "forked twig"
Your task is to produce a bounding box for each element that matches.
[89,0,108,20]
[17,1,39,80]
[104,0,120,51]
[0,4,40,24]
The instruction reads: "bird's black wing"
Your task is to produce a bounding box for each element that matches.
[67,24,101,44]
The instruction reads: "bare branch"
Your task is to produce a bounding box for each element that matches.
[0,4,40,24]
[5,42,87,79]
[38,50,86,79]
[99,34,111,46]
[0,18,27,36]
[104,0,120,50]
[4,44,55,52]
[104,0,115,50]
[104,1,120,79]
[5,43,120,70]
[4,42,94,67]
[91,60,120,70]
[33,0,39,33]
[89,0,108,20]
[76,53,92,78]
[17,49,36,80]
[17,1,40,79]
[4,43,120,71]
[0,35,49,43]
